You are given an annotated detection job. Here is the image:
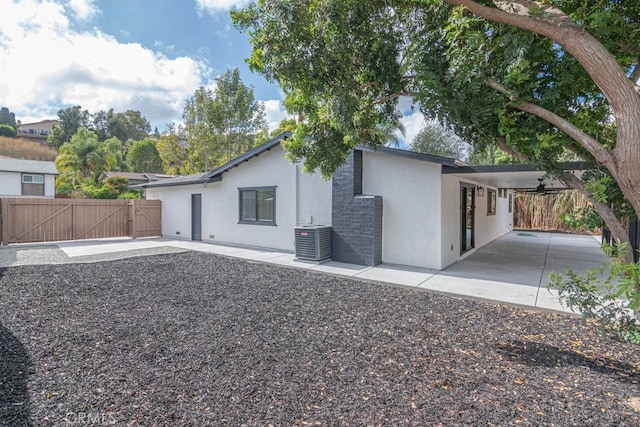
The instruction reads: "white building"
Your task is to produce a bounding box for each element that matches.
[0,158,58,197]
[139,132,566,270]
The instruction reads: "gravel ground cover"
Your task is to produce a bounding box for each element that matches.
[0,251,639,426]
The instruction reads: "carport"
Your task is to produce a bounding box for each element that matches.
[420,230,610,311]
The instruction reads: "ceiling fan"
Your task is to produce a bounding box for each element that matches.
[516,178,564,195]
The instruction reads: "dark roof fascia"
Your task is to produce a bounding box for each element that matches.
[441,161,591,174]
[137,132,293,189]
[132,175,221,189]
[201,131,292,182]
[356,145,459,167]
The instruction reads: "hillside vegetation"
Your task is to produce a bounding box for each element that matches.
[0,136,58,161]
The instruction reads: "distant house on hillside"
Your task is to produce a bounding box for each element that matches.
[0,158,57,197]
[16,119,59,143]
[98,171,174,188]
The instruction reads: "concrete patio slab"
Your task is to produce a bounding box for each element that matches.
[309,261,372,277]
[418,274,539,307]
[43,230,610,315]
[355,265,437,287]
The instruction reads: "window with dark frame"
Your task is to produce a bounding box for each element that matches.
[508,193,513,213]
[487,189,497,215]
[239,186,276,225]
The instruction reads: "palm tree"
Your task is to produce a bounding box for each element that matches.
[55,127,117,186]
[379,118,406,148]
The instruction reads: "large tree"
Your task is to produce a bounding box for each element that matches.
[105,109,151,143]
[54,128,118,186]
[183,68,267,171]
[127,139,164,173]
[156,125,192,175]
[233,0,640,257]
[48,106,91,148]
[0,107,17,129]
[411,121,470,160]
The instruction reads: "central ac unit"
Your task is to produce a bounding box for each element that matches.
[294,225,332,262]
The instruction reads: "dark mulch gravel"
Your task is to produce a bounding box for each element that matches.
[0,252,639,426]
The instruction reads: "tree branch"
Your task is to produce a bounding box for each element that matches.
[445,0,640,125]
[496,136,528,161]
[485,79,616,170]
[559,173,633,262]
[494,129,632,260]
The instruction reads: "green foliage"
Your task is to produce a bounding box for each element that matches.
[232,0,639,178]
[48,106,91,149]
[118,190,142,200]
[156,128,192,175]
[47,106,150,154]
[549,242,640,344]
[54,128,118,189]
[561,205,604,231]
[104,109,151,143]
[411,121,470,160]
[0,124,17,137]
[0,107,17,129]
[79,176,133,199]
[255,118,298,145]
[234,1,408,177]
[127,139,163,173]
[183,68,267,172]
[56,181,74,196]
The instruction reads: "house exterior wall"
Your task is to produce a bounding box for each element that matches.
[332,151,383,266]
[0,171,55,197]
[146,146,332,251]
[146,184,196,239]
[362,151,443,269]
[45,174,55,196]
[440,175,514,269]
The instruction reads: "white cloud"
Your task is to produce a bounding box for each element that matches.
[399,111,426,149]
[0,0,210,130]
[66,0,99,21]
[195,0,251,14]
[261,99,291,132]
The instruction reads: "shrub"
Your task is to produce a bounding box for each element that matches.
[0,124,17,137]
[548,242,640,344]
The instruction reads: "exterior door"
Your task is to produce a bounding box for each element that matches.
[460,184,475,254]
[191,194,202,241]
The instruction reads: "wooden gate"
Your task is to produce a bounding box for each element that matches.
[0,198,161,244]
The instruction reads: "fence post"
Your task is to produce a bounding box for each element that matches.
[0,198,3,245]
[127,200,136,238]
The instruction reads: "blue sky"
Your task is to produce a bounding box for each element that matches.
[1,0,424,143]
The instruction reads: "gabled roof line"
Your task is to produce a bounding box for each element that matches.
[201,131,292,181]
[137,132,292,189]
[356,145,459,167]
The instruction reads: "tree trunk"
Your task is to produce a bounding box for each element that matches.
[561,174,634,263]
[454,0,640,262]
[497,137,634,261]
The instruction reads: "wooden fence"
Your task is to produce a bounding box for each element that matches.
[0,198,161,244]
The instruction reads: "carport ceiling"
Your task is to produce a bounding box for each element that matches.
[443,163,586,190]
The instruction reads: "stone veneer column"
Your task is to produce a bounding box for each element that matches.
[331,150,383,266]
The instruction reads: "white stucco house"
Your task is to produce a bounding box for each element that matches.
[138,132,570,270]
[0,158,57,197]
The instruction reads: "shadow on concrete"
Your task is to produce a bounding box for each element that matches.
[0,320,32,426]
